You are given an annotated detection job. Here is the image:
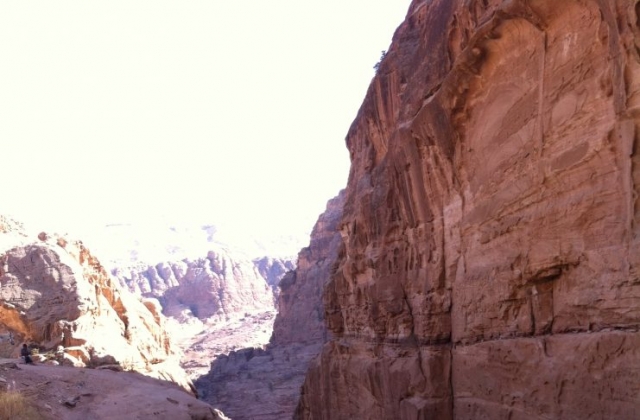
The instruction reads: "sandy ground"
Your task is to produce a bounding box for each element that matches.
[0,359,226,420]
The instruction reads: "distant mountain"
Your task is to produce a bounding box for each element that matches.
[111,246,293,322]
[98,224,299,379]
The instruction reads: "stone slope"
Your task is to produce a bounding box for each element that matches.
[0,220,193,393]
[296,1,640,419]
[196,191,344,420]
[111,249,294,379]
[0,359,227,420]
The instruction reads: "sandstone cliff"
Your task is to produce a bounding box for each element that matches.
[195,191,344,420]
[297,1,640,419]
[0,219,193,393]
[113,247,282,322]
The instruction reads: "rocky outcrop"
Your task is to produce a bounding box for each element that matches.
[297,1,640,419]
[196,192,344,420]
[113,247,286,321]
[111,243,295,381]
[0,225,193,393]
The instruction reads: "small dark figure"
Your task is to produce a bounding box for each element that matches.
[20,344,33,364]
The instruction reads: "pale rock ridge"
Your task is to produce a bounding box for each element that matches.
[297,0,640,419]
[195,191,345,420]
[0,226,193,393]
[113,246,284,321]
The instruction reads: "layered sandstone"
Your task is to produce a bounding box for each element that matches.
[297,1,640,419]
[196,191,344,420]
[0,224,193,392]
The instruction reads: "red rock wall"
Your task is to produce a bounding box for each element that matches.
[297,0,640,418]
[272,191,344,347]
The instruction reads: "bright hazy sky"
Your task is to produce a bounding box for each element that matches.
[1,1,410,240]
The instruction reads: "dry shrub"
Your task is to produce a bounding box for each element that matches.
[0,391,44,420]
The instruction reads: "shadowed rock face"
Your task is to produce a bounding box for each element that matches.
[195,191,345,420]
[296,1,640,419]
[254,256,296,290]
[0,223,193,393]
[272,191,344,347]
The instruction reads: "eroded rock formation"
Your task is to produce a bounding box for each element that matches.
[297,1,640,418]
[0,221,193,393]
[196,191,344,420]
[111,248,293,380]
[113,247,285,321]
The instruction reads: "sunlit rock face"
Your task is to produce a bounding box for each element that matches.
[110,236,296,381]
[0,223,193,393]
[296,1,640,419]
[195,191,344,420]
[113,247,283,321]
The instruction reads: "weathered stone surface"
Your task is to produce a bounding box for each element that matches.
[272,191,344,347]
[196,191,344,420]
[0,359,229,420]
[453,331,640,419]
[0,226,193,393]
[297,0,640,418]
[254,256,295,290]
[113,247,288,321]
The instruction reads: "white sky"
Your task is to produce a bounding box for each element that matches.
[0,1,409,241]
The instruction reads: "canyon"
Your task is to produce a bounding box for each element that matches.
[0,197,338,419]
[295,0,640,419]
[3,0,640,418]
[112,247,294,378]
[195,191,344,420]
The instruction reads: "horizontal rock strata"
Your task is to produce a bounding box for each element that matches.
[297,0,640,418]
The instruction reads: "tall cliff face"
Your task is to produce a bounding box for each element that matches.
[272,191,344,347]
[297,1,640,419]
